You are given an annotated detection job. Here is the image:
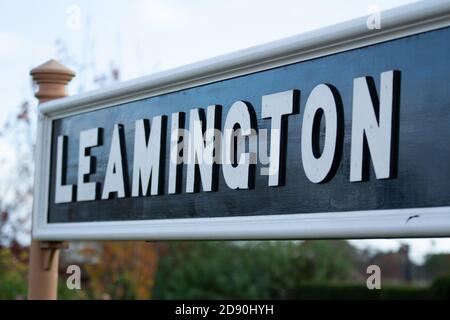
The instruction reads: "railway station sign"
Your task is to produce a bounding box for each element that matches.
[33,2,450,240]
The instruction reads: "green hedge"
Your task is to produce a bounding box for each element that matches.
[152,242,450,300]
[290,278,450,300]
[430,275,450,299]
[291,283,431,300]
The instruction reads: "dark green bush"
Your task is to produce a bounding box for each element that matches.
[152,241,445,300]
[430,275,450,299]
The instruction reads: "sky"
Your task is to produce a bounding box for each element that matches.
[0,0,449,263]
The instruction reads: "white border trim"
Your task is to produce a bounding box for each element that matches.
[35,207,450,241]
[33,0,450,240]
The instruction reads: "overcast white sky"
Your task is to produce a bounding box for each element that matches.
[1,0,449,263]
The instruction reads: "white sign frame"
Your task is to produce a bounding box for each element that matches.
[33,0,450,240]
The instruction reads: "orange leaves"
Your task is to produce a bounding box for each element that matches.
[84,241,158,299]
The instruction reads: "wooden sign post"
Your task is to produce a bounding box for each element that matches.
[28,60,74,300]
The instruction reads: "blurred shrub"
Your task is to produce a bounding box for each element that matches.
[288,283,430,300]
[430,275,450,299]
[1,241,449,300]
[81,241,158,299]
[152,241,448,300]
[292,283,380,300]
[424,254,450,280]
[0,248,28,299]
[152,241,360,299]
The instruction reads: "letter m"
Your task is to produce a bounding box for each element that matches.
[132,117,166,196]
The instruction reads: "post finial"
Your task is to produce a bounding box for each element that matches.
[30,59,75,103]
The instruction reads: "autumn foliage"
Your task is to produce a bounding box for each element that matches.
[83,241,158,299]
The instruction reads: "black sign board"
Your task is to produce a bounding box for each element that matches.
[33,2,450,240]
